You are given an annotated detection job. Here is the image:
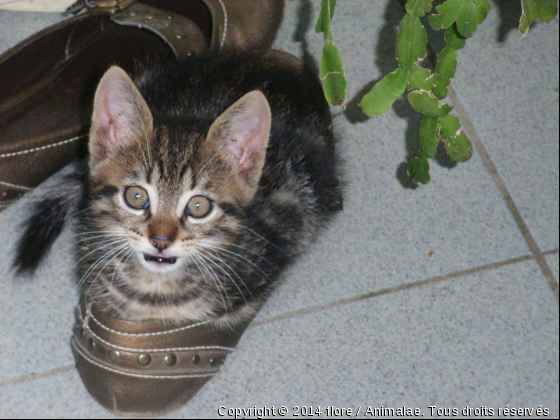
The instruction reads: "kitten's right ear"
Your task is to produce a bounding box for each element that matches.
[89,66,153,165]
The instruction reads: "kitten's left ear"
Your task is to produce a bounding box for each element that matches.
[89,66,153,166]
[207,90,272,202]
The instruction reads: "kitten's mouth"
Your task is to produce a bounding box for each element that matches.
[144,254,178,265]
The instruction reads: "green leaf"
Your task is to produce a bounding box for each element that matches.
[444,24,467,49]
[315,0,336,38]
[475,0,492,24]
[419,116,441,159]
[520,0,558,35]
[456,0,479,38]
[396,14,428,70]
[408,66,437,91]
[439,114,461,138]
[407,90,453,118]
[360,68,409,116]
[432,46,457,99]
[320,39,347,106]
[429,0,465,30]
[536,0,558,23]
[444,130,473,162]
[439,114,473,162]
[407,156,431,184]
[405,0,433,17]
[440,114,461,137]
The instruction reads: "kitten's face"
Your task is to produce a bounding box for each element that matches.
[89,137,240,288]
[83,66,271,318]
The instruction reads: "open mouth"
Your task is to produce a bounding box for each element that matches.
[144,254,178,265]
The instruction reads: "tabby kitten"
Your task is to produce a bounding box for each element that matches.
[15,51,342,326]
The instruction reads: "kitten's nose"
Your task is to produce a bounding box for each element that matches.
[150,236,173,252]
[148,218,178,252]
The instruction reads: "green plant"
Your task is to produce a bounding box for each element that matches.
[315,0,558,185]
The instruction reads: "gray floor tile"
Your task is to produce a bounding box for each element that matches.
[0,173,79,382]
[1,259,557,418]
[0,369,115,419]
[0,11,66,52]
[449,7,559,252]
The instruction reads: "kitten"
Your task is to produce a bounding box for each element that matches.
[14,51,342,326]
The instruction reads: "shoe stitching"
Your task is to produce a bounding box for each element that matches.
[82,305,213,337]
[0,135,85,159]
[217,0,227,49]
[0,180,33,191]
[72,341,215,379]
[82,317,235,353]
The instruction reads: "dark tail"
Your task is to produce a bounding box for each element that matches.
[13,163,86,275]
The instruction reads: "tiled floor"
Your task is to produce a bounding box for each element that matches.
[1,1,558,418]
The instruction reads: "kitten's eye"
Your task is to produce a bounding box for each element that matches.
[186,196,213,218]
[124,186,150,210]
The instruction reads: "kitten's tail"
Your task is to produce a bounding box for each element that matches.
[13,163,86,275]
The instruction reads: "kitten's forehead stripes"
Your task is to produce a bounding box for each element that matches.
[93,185,119,200]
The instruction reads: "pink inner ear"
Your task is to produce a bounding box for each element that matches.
[90,67,152,161]
[230,115,266,174]
[94,87,135,151]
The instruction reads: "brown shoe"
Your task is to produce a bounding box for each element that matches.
[0,0,284,212]
[72,300,253,417]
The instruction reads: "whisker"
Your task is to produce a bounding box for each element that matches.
[238,225,280,249]
[192,249,231,313]
[76,242,130,293]
[71,238,129,271]
[199,242,272,283]
[197,248,252,304]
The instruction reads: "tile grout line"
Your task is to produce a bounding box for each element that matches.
[447,85,559,302]
[253,253,536,326]
[0,364,75,388]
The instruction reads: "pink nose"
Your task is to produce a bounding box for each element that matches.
[150,236,172,252]
[148,217,178,252]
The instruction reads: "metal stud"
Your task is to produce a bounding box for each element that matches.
[164,353,177,367]
[210,356,225,367]
[107,350,121,364]
[191,354,201,365]
[88,338,96,351]
[137,353,152,367]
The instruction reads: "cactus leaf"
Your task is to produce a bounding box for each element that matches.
[440,114,461,138]
[360,68,409,116]
[405,0,434,17]
[408,156,431,184]
[408,90,453,118]
[475,0,492,24]
[443,130,473,162]
[320,39,347,106]
[456,0,479,38]
[440,114,473,162]
[433,47,458,99]
[408,66,437,91]
[444,24,467,49]
[396,14,428,70]
[429,0,465,30]
[315,0,336,36]
[419,116,441,159]
[520,0,558,36]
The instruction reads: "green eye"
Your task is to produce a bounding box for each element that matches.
[186,196,213,218]
[124,186,150,210]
